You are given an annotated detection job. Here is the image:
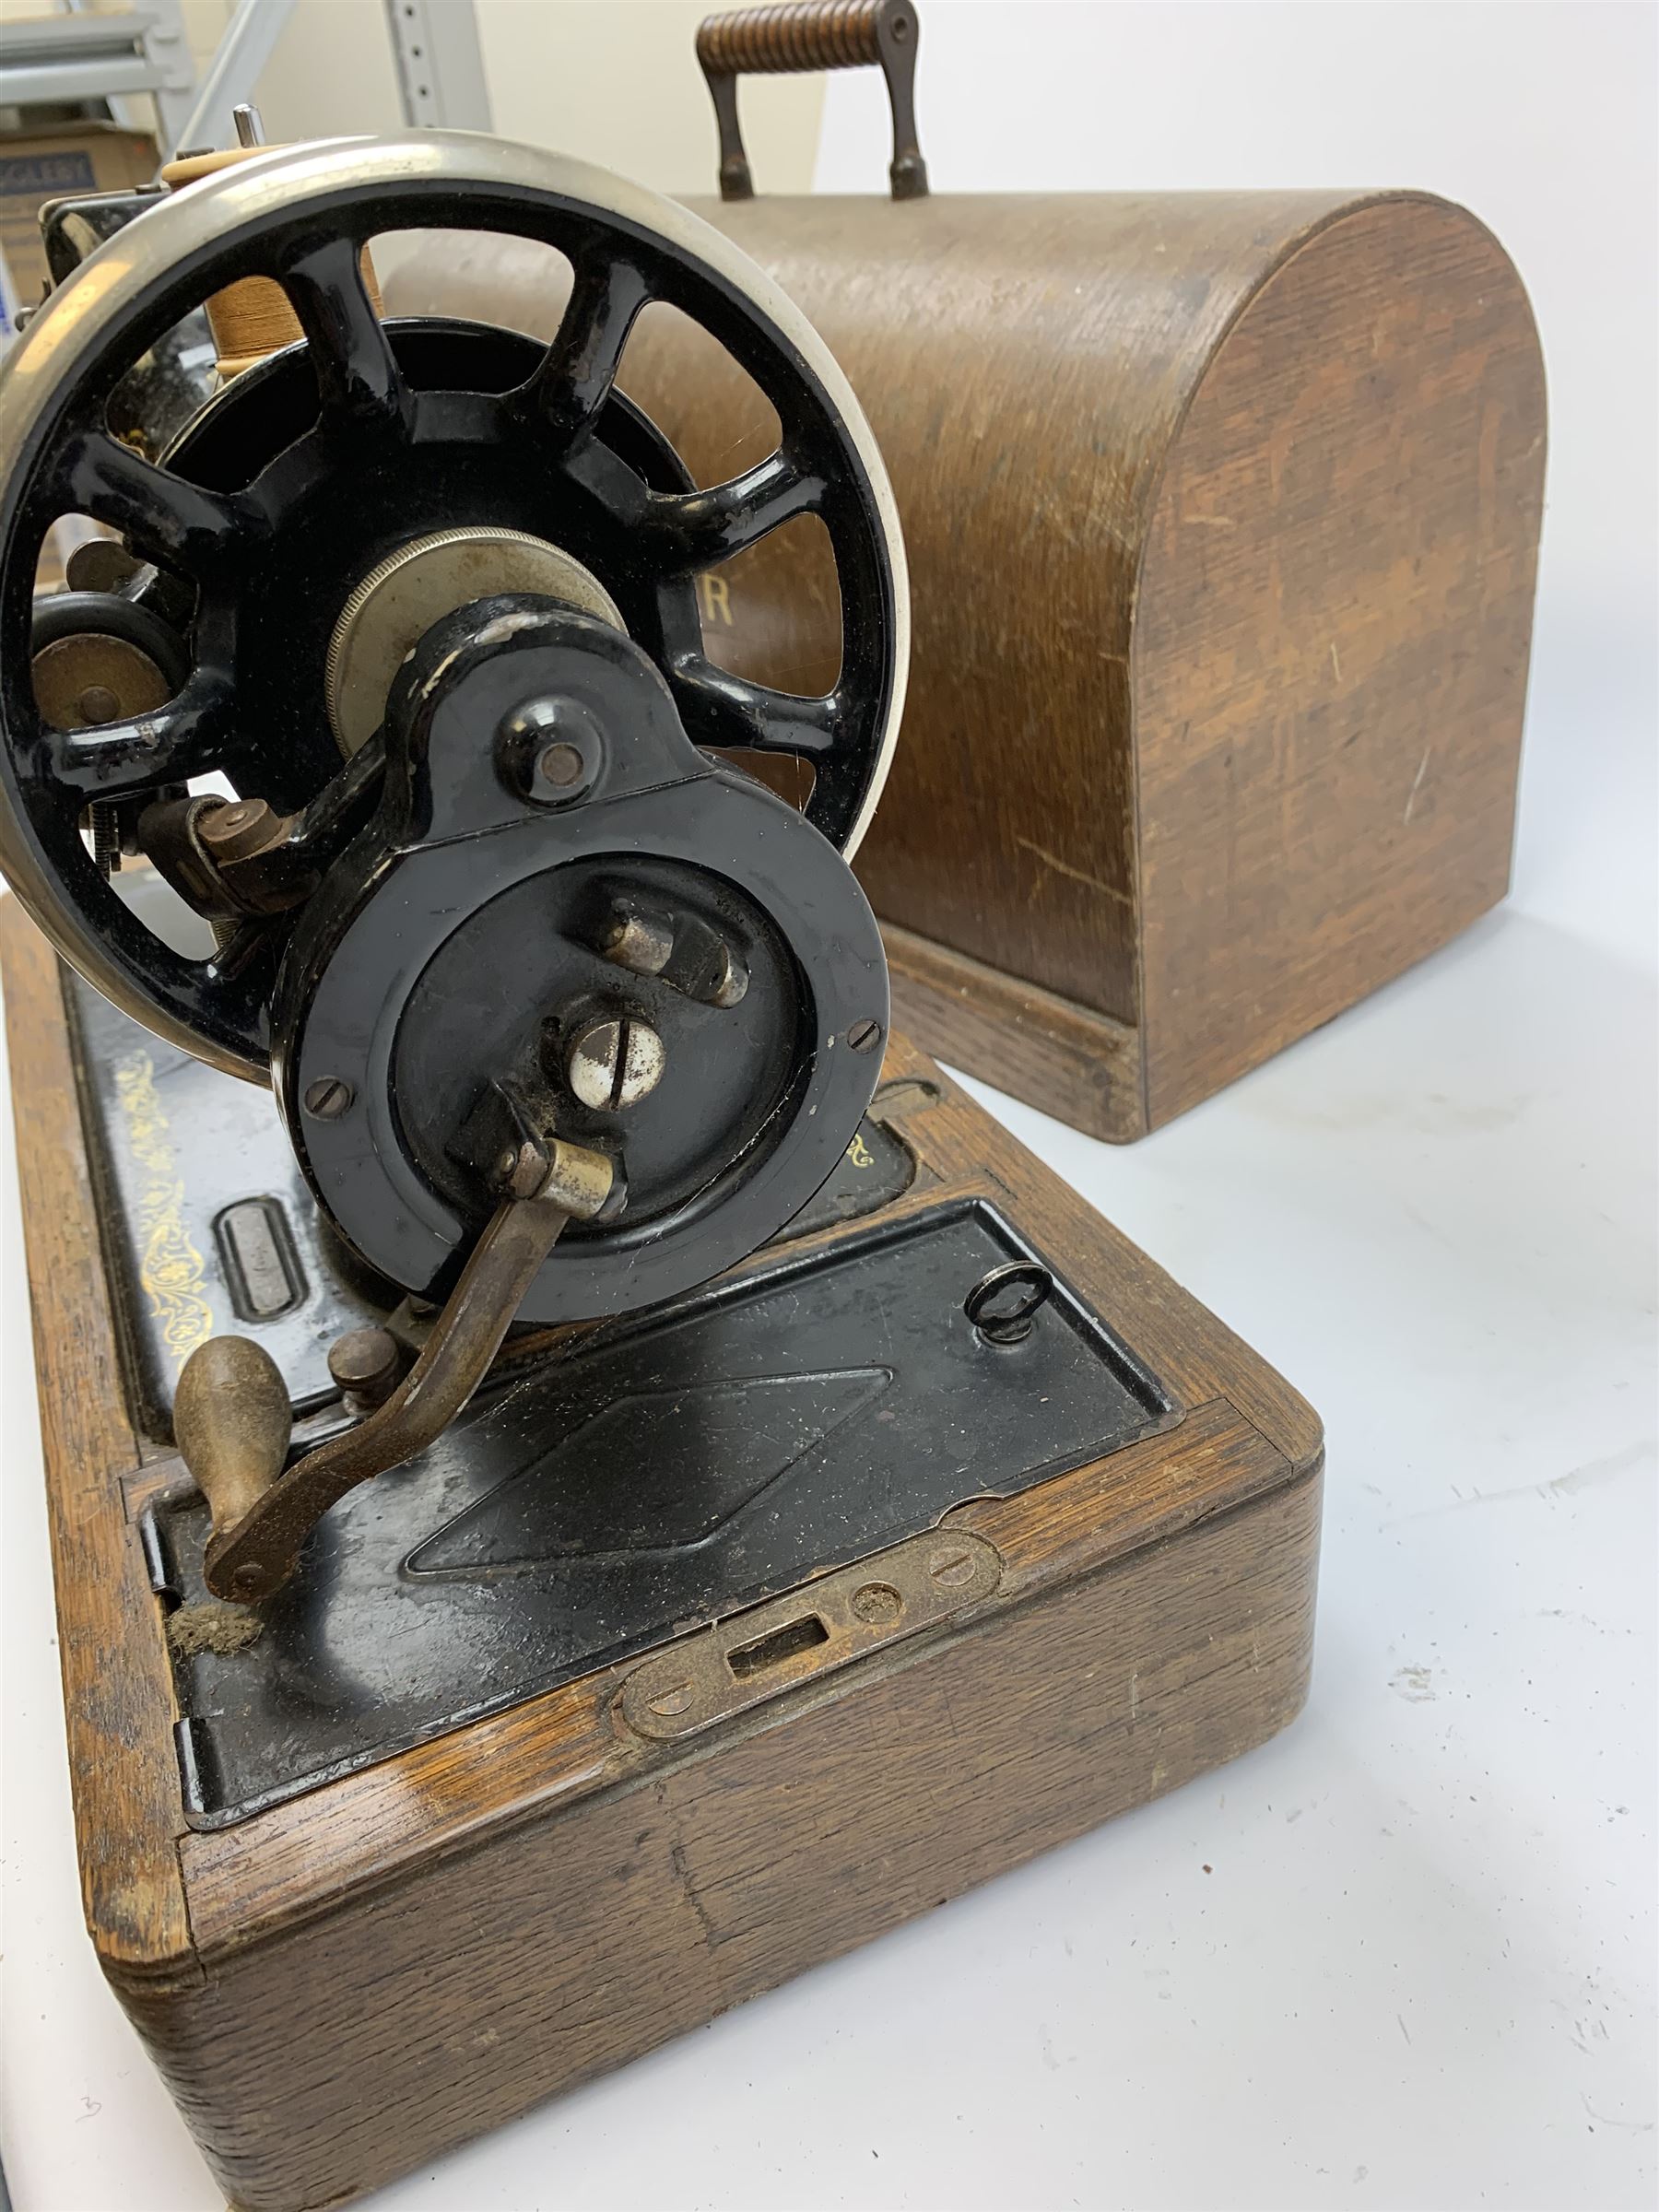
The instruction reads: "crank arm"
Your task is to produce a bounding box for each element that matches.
[176,1140,613,1603]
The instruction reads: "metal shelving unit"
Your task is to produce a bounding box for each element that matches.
[0,0,491,157]
[0,1,201,154]
[383,0,491,132]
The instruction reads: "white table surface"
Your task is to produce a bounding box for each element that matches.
[2,634,1653,2211]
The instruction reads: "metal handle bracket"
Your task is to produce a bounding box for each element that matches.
[696,0,928,202]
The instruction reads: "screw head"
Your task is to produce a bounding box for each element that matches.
[327,1326,401,1392]
[852,1581,904,1626]
[498,697,599,806]
[76,684,121,725]
[847,1018,883,1054]
[928,1546,979,1589]
[567,1016,666,1112]
[537,740,585,788]
[302,1075,354,1120]
[327,1326,403,1411]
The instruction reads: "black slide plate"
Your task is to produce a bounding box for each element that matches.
[147,1199,1173,1825]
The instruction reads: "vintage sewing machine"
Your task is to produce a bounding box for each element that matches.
[0,126,1321,2210]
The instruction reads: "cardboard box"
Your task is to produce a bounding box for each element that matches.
[0,122,158,317]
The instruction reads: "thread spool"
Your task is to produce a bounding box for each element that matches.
[159,146,384,380]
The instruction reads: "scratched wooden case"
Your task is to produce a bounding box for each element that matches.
[2,894,1323,2211]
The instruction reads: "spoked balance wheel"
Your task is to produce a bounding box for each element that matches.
[0,134,908,1081]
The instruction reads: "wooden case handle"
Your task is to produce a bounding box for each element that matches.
[696,0,928,202]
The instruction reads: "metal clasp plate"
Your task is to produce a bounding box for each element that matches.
[618,1529,1002,1741]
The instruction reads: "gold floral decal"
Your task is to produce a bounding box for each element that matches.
[112,1050,214,1362]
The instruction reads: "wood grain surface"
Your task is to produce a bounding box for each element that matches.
[135,1453,1318,2212]
[1133,196,1546,1124]
[0,900,194,1983]
[3,899,1323,2211]
[880,918,1145,1145]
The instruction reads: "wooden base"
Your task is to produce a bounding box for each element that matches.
[2,895,1323,2212]
[881,919,1147,1144]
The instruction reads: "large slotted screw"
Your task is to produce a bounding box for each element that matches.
[566,1016,666,1112]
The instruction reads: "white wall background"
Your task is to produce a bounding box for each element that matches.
[174,0,827,196]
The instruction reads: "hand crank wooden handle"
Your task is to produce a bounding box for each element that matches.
[696,0,928,203]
